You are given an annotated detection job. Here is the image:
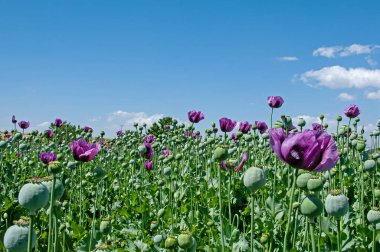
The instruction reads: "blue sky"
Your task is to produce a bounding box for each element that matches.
[0,1,379,136]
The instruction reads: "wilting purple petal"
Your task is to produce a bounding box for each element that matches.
[235,152,248,172]
[312,123,323,131]
[144,135,155,143]
[162,149,171,158]
[145,161,154,170]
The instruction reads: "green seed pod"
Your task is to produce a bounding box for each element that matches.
[66,161,77,169]
[158,208,165,217]
[207,220,214,226]
[325,190,349,218]
[18,182,49,213]
[364,160,376,172]
[213,146,228,162]
[367,208,380,224]
[99,220,112,235]
[292,202,301,209]
[13,133,23,141]
[0,140,8,149]
[297,118,306,127]
[178,231,192,249]
[307,176,323,192]
[3,224,36,252]
[165,235,178,249]
[374,189,380,199]
[243,167,266,192]
[296,173,312,189]
[138,145,147,155]
[157,180,165,187]
[163,167,171,176]
[48,162,62,174]
[300,195,323,218]
[153,234,163,244]
[150,221,158,230]
[175,153,183,161]
[42,180,65,202]
[356,140,366,152]
[260,233,269,244]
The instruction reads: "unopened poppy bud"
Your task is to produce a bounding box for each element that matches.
[213,146,228,162]
[300,195,323,218]
[337,116,342,121]
[165,236,177,249]
[297,118,306,127]
[319,114,325,120]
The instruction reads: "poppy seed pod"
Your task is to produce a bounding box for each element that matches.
[296,173,312,189]
[325,190,349,218]
[243,167,266,192]
[367,208,380,224]
[165,235,178,249]
[297,118,306,127]
[4,224,36,252]
[364,160,376,172]
[18,182,49,213]
[42,180,65,202]
[300,195,323,218]
[153,234,163,244]
[178,231,192,249]
[213,146,228,162]
[99,219,112,235]
[307,176,324,192]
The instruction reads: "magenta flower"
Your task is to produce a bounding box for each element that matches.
[45,129,54,138]
[267,96,284,108]
[220,152,248,172]
[255,121,268,134]
[84,126,93,133]
[39,152,57,164]
[18,151,22,157]
[184,131,191,137]
[70,138,101,162]
[231,133,238,142]
[192,133,202,140]
[144,135,155,143]
[12,115,17,124]
[6,133,11,139]
[188,110,205,123]
[162,150,171,158]
[116,130,124,137]
[143,142,154,159]
[239,121,252,134]
[344,104,360,118]
[312,123,323,131]
[219,117,237,133]
[55,118,63,127]
[18,121,30,130]
[145,160,154,170]
[269,128,339,172]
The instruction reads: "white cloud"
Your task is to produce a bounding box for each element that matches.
[292,115,337,130]
[313,46,341,58]
[278,56,299,61]
[366,90,380,100]
[299,65,380,89]
[313,44,380,58]
[107,110,164,126]
[34,121,51,131]
[337,92,356,101]
[366,56,378,67]
[88,116,102,122]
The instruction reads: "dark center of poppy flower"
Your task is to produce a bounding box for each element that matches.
[287,145,304,168]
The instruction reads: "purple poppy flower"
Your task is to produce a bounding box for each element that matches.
[192,133,202,140]
[188,110,205,123]
[18,151,22,157]
[231,133,238,143]
[144,135,155,143]
[255,121,268,134]
[267,96,284,108]
[6,133,11,139]
[12,115,17,124]
[344,104,360,118]
[312,123,323,131]
[39,152,57,164]
[184,131,191,137]
[145,160,154,170]
[18,121,30,130]
[70,138,101,162]
[239,121,252,134]
[116,130,124,137]
[84,126,93,133]
[219,117,237,133]
[220,152,248,172]
[143,142,154,159]
[162,149,171,158]
[235,152,248,172]
[55,118,63,127]
[268,128,339,172]
[45,129,54,138]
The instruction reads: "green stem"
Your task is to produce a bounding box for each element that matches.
[88,186,99,252]
[337,219,341,252]
[283,168,299,252]
[27,214,34,252]
[309,219,316,252]
[218,166,225,252]
[373,224,377,252]
[251,194,255,252]
[48,176,56,252]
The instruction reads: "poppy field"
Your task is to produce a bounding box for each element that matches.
[1,97,380,252]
